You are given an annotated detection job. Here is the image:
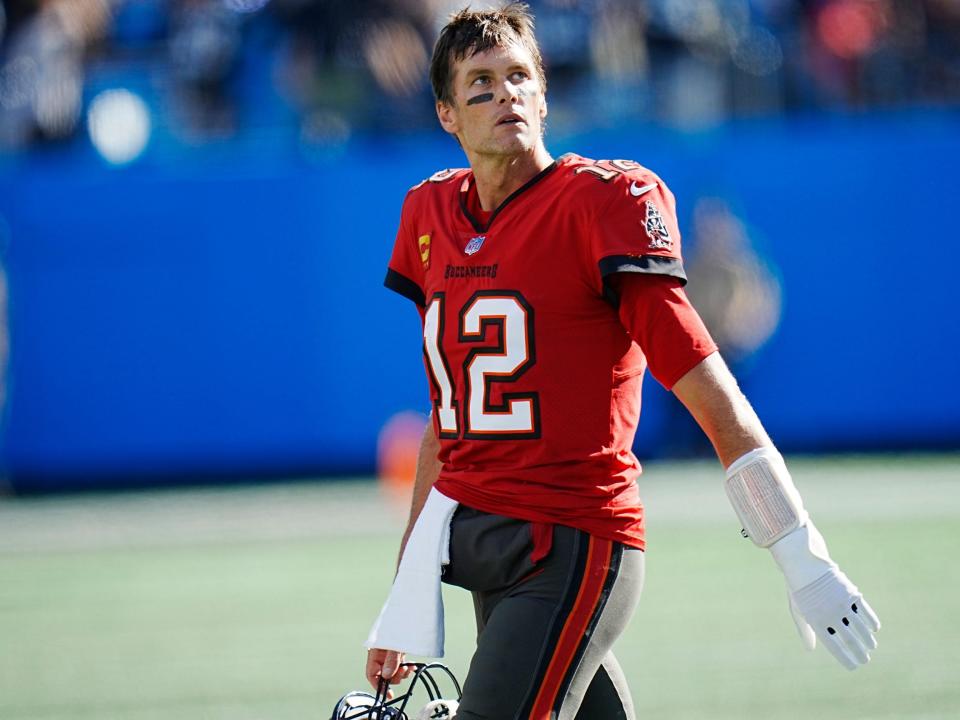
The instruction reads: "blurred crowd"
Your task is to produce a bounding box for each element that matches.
[1,0,959,150]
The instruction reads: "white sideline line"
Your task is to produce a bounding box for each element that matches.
[0,456,957,554]
[0,482,405,554]
[640,455,960,525]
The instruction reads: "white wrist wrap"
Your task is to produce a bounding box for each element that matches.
[724,447,807,548]
[769,521,836,591]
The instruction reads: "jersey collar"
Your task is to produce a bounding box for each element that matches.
[459,160,558,234]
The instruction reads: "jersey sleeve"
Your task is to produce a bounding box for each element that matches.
[384,191,427,308]
[611,273,718,390]
[589,172,688,286]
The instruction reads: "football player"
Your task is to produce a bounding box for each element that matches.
[366,4,880,719]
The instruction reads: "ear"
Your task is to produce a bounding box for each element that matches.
[540,94,548,121]
[436,100,460,136]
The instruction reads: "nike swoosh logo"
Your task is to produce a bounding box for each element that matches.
[630,181,657,197]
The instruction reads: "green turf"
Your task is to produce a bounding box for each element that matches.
[0,455,958,719]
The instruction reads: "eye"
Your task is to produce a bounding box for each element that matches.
[510,71,529,82]
[471,75,489,86]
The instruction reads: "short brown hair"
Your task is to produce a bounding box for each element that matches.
[430,3,546,106]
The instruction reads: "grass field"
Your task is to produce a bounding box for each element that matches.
[1,454,958,719]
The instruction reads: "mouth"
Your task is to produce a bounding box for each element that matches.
[496,113,525,126]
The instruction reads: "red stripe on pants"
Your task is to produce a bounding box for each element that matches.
[527,536,613,719]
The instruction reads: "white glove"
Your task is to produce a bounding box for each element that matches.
[770,522,881,670]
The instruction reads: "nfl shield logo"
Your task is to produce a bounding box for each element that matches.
[465,235,486,255]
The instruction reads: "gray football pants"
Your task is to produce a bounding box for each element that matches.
[442,506,645,720]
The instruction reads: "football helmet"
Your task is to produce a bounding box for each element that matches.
[330,662,462,720]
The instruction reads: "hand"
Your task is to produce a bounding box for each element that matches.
[769,522,881,670]
[365,648,412,697]
[786,567,881,670]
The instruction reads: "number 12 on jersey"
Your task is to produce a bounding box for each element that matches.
[423,291,541,440]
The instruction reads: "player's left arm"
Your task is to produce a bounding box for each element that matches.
[611,273,880,670]
[672,351,882,670]
[671,352,771,467]
[594,161,881,668]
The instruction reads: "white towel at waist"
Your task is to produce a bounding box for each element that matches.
[365,487,459,658]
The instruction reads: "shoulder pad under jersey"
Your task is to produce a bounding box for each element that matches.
[410,167,468,192]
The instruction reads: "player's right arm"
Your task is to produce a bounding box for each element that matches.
[364,419,442,693]
[367,181,439,693]
[397,417,442,568]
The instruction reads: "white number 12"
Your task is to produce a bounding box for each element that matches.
[423,291,540,440]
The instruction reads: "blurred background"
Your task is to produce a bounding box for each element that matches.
[0,0,958,490]
[0,1,958,718]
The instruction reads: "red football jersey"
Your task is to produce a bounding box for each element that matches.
[385,154,695,549]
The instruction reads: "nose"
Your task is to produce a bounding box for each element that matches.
[498,78,519,104]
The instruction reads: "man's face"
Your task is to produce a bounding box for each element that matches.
[436,43,548,159]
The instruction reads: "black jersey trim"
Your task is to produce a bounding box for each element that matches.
[598,254,687,284]
[459,161,559,234]
[384,268,426,307]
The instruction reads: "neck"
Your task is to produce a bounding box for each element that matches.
[467,145,554,211]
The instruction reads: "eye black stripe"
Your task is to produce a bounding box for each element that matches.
[466,93,494,106]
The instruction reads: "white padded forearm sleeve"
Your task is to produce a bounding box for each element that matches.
[724,446,808,547]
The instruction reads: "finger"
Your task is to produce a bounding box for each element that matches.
[796,619,817,652]
[845,608,878,651]
[382,651,403,681]
[788,594,817,651]
[366,652,383,689]
[853,598,881,632]
[835,624,871,666]
[820,628,858,671]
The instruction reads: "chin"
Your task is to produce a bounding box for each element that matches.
[471,132,536,158]
[496,134,535,154]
